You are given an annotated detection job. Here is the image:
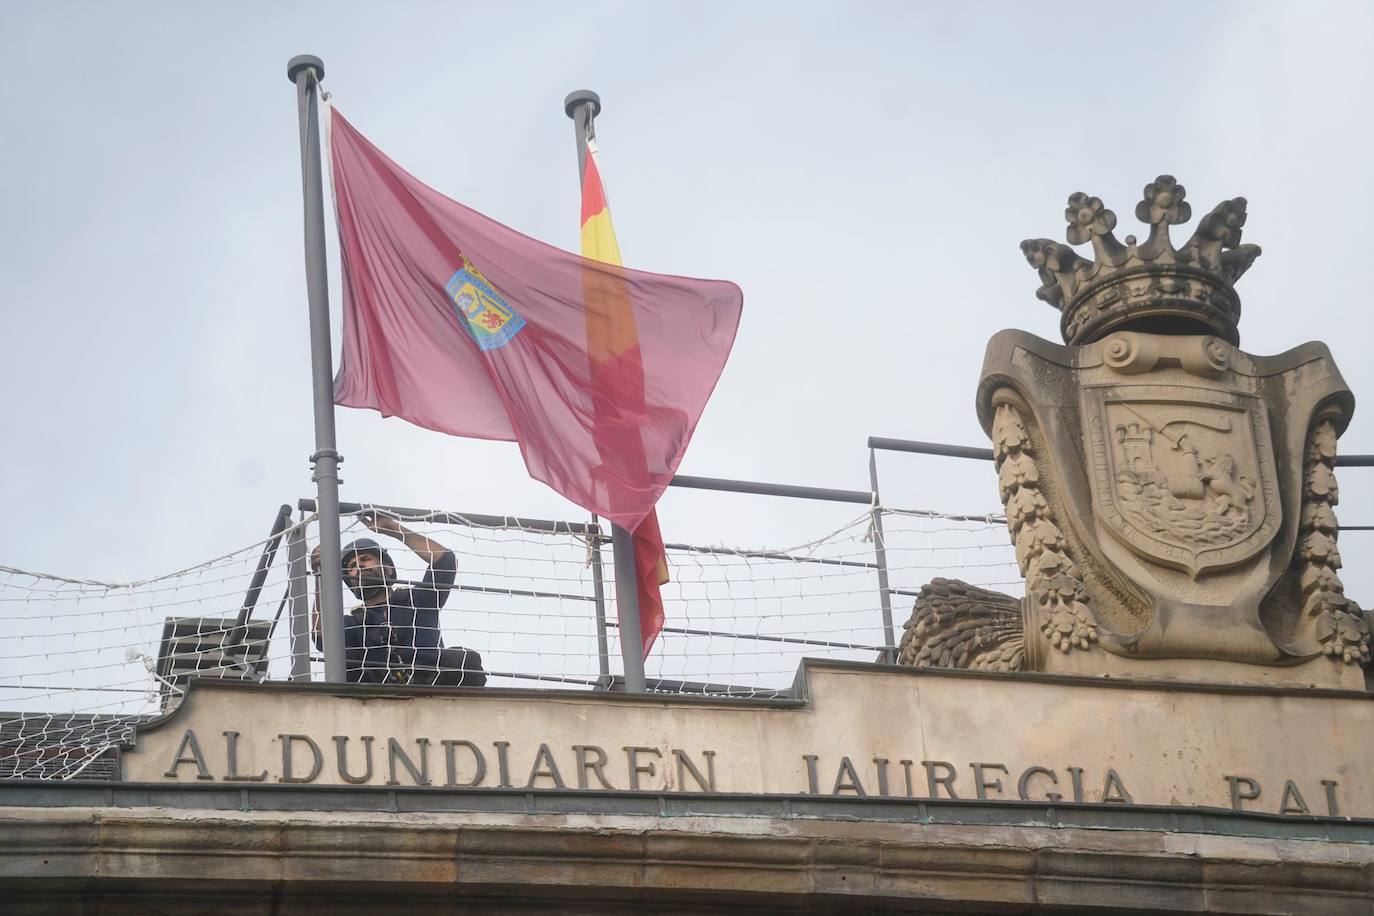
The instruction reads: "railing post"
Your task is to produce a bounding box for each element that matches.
[611,526,647,692]
[588,516,612,685]
[285,517,312,681]
[868,448,897,663]
[227,504,293,650]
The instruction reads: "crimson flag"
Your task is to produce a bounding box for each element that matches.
[328,108,743,541]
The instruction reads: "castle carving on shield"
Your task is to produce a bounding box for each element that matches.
[1112,415,1256,550]
[899,176,1369,687]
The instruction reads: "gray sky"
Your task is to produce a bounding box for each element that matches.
[2,0,1371,602]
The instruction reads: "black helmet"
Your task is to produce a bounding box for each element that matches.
[340,538,394,574]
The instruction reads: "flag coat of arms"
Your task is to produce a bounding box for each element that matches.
[327,108,742,582]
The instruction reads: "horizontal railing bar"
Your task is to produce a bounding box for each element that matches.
[608,620,892,652]
[0,684,153,694]
[868,436,995,460]
[484,670,604,687]
[299,664,605,688]
[889,587,924,598]
[663,542,877,569]
[879,509,1008,524]
[869,435,1374,469]
[282,669,781,694]
[641,677,790,698]
[888,586,1027,598]
[669,475,872,504]
[298,499,602,537]
[451,584,596,603]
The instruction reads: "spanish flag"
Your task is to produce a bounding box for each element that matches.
[579,140,668,659]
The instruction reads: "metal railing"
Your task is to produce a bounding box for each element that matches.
[244,435,1372,690]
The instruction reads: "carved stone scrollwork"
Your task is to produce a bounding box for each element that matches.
[1298,416,1371,666]
[992,397,1098,654]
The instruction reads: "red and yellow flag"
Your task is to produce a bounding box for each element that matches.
[580,141,668,660]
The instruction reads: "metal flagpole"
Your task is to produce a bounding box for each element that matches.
[288,54,347,683]
[564,89,646,694]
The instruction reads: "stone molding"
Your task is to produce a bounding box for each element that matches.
[3,804,1373,914]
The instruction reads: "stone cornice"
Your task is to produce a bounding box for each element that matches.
[3,803,1372,913]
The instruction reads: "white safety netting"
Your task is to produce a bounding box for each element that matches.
[0,503,1020,780]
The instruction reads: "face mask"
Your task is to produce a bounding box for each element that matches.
[345,566,392,600]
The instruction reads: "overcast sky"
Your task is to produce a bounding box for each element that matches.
[2,0,1370,602]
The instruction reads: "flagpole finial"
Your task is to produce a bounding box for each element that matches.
[563,89,601,120]
[287,54,326,84]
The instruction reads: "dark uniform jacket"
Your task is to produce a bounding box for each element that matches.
[325,551,458,684]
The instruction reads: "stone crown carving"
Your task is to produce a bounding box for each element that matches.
[1021,176,1261,347]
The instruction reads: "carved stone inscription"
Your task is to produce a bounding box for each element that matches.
[123,669,1374,819]
[162,729,718,792]
[155,725,1352,818]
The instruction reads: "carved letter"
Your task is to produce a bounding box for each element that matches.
[163,729,213,780]
[1017,766,1062,802]
[921,760,958,799]
[971,762,1009,800]
[872,758,890,797]
[1279,780,1311,816]
[1101,769,1133,805]
[333,736,374,785]
[832,757,867,797]
[442,740,486,788]
[802,754,820,794]
[1224,775,1261,811]
[672,749,716,793]
[279,734,323,784]
[1322,779,1340,817]
[1067,766,1085,803]
[386,737,431,787]
[493,741,513,788]
[624,746,662,791]
[899,759,915,798]
[223,730,267,782]
[573,745,613,790]
[525,743,566,790]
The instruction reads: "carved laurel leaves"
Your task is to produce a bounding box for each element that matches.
[1298,419,1370,666]
[992,400,1098,653]
[899,578,1024,672]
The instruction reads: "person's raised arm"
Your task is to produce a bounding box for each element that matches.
[310,543,363,651]
[361,511,450,568]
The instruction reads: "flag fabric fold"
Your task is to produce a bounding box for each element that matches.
[328,105,742,574]
[578,140,670,658]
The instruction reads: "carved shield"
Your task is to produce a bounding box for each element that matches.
[1082,384,1282,576]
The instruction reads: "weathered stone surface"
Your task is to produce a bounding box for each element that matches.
[973,330,1362,683]
[121,669,1374,818]
[3,805,1372,914]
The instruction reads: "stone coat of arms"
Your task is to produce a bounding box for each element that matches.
[900,177,1367,688]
